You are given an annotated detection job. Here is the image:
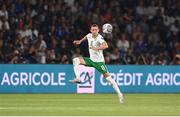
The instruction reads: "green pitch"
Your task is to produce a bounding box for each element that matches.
[0,94,179,116]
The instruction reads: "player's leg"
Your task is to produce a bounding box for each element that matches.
[73,57,86,79]
[93,62,124,103]
[69,57,85,83]
[103,72,124,103]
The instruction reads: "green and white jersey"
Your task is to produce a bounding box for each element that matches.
[86,33,105,62]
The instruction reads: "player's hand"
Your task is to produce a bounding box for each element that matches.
[73,40,81,45]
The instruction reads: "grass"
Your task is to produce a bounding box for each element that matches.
[0,94,180,116]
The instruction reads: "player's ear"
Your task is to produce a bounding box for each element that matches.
[97,27,100,32]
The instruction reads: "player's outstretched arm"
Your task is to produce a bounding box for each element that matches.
[73,35,87,45]
[90,42,109,50]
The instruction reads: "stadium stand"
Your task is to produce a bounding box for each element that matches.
[0,0,179,64]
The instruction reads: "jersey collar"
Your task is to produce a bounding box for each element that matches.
[92,33,99,39]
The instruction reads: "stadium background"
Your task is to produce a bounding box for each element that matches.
[0,0,179,64]
[0,0,180,116]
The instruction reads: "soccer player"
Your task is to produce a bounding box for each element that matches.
[69,24,124,103]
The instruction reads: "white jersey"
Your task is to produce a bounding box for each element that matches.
[86,33,105,62]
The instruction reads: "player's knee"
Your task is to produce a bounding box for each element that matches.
[73,57,80,65]
[103,73,110,78]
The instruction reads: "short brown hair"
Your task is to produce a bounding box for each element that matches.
[91,24,99,28]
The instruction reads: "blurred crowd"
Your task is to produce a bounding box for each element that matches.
[0,0,179,65]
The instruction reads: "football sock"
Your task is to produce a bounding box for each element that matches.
[73,58,80,80]
[106,76,123,97]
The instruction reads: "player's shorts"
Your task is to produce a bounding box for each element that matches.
[83,57,108,74]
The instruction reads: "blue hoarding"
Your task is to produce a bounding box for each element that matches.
[0,64,179,93]
[95,66,180,93]
[0,64,76,93]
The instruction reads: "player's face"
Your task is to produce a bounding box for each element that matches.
[90,26,99,35]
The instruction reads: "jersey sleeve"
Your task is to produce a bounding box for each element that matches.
[98,35,105,44]
[86,33,91,38]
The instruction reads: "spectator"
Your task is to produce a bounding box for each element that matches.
[0,0,179,65]
[172,54,180,65]
[35,34,47,64]
[0,4,8,20]
[136,0,146,18]
[123,48,135,64]
[0,16,10,30]
[136,54,147,65]
[72,48,81,58]
[109,48,120,64]
[46,48,56,63]
[104,52,111,64]
[116,33,130,53]
[134,34,147,54]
